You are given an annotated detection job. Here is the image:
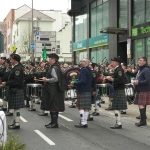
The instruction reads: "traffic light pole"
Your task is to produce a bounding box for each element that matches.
[31,0,35,63]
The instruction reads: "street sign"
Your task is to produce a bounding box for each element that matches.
[30,43,35,50]
[36,31,40,36]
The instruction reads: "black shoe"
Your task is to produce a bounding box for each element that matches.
[46,123,59,128]
[93,112,99,116]
[38,112,48,116]
[5,112,13,116]
[8,124,20,129]
[74,123,88,128]
[110,124,122,129]
[136,116,147,119]
[28,108,36,111]
[68,105,76,108]
[135,121,147,127]
[121,111,126,114]
[35,101,40,104]
[87,117,93,121]
[105,107,113,111]
[45,122,52,127]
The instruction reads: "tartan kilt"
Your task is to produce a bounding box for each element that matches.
[134,91,150,105]
[77,92,91,109]
[112,89,127,110]
[6,89,24,109]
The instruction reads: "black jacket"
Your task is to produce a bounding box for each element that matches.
[6,63,24,89]
[112,66,125,90]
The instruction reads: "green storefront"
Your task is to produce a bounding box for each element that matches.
[73,34,109,64]
[90,34,109,63]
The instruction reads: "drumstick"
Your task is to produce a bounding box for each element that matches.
[34,79,44,82]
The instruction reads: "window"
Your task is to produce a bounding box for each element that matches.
[70,41,72,52]
[75,8,87,42]
[56,41,60,54]
[146,0,150,22]
[8,35,10,44]
[133,0,146,26]
[90,46,109,63]
[134,39,145,64]
[76,50,87,64]
[90,1,109,38]
[119,0,127,28]
[146,37,150,64]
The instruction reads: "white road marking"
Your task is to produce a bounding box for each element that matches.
[65,101,71,105]
[58,114,73,122]
[34,130,55,146]
[20,116,27,122]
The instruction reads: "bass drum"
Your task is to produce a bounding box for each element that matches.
[63,67,81,90]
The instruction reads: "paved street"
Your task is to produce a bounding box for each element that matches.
[7,98,150,150]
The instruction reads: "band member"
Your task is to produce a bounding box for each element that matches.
[88,62,100,121]
[106,57,127,129]
[71,58,92,128]
[103,64,114,111]
[2,54,24,129]
[24,62,36,110]
[133,57,150,127]
[41,53,65,128]
[1,59,12,116]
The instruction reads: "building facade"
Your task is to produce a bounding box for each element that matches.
[68,0,150,65]
[3,5,72,62]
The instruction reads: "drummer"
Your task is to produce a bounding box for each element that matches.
[103,64,115,111]
[1,59,13,116]
[105,57,127,129]
[24,62,36,110]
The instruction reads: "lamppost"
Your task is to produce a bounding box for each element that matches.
[31,0,34,62]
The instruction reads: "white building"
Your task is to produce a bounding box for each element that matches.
[56,23,72,62]
[4,4,72,62]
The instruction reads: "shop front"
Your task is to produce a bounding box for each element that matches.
[89,34,109,63]
[73,39,87,64]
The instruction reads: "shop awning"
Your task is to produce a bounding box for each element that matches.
[100,27,128,35]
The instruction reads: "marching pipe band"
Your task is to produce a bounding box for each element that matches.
[0,53,150,129]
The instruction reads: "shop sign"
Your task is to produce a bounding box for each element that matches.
[132,23,150,38]
[73,39,87,51]
[89,34,109,48]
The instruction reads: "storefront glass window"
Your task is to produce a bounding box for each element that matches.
[90,46,109,63]
[134,39,145,64]
[146,0,150,22]
[102,2,109,28]
[119,0,127,28]
[91,7,97,37]
[133,0,145,26]
[97,5,103,35]
[90,1,109,38]
[76,51,87,64]
[146,37,150,64]
[75,10,87,42]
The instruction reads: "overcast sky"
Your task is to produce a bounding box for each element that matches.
[0,0,68,21]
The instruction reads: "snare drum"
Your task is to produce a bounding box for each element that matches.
[96,83,110,96]
[125,84,134,97]
[26,83,42,98]
[65,88,77,100]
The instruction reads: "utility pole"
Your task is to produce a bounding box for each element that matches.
[31,0,34,62]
